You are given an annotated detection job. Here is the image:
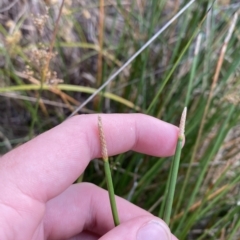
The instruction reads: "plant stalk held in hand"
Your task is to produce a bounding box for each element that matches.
[98,116,120,226]
[163,107,187,225]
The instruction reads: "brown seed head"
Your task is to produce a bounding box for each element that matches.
[98,116,108,161]
[179,107,187,139]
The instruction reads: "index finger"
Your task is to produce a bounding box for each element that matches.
[0,114,178,202]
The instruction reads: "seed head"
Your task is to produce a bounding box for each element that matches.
[179,107,187,139]
[98,116,108,161]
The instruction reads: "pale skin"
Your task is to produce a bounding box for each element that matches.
[0,114,179,240]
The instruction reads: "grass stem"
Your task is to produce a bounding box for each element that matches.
[163,107,187,225]
[98,116,120,226]
[104,160,120,226]
[185,33,202,107]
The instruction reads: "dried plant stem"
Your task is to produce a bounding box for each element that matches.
[0,92,78,109]
[98,116,120,226]
[0,84,140,111]
[97,0,104,86]
[42,0,65,82]
[30,0,65,136]
[38,95,49,116]
[201,14,238,187]
[15,71,81,111]
[173,184,227,221]
[162,107,186,225]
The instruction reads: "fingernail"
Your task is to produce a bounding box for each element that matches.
[137,220,171,240]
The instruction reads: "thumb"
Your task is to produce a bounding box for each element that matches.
[99,216,178,240]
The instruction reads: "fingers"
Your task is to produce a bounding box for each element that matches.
[0,114,178,202]
[66,231,99,240]
[44,183,152,239]
[100,216,178,240]
[44,183,178,240]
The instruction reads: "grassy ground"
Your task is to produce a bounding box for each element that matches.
[1,0,240,239]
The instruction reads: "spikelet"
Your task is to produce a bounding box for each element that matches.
[179,107,187,139]
[98,116,108,161]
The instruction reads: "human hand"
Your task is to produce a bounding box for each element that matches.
[0,114,179,240]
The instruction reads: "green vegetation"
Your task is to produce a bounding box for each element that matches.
[1,0,240,239]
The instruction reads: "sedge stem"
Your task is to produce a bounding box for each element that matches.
[98,116,120,226]
[104,160,120,226]
[163,138,183,225]
[163,107,186,225]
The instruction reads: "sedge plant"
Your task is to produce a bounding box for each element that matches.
[2,1,240,238]
[98,115,120,226]
[162,107,187,225]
